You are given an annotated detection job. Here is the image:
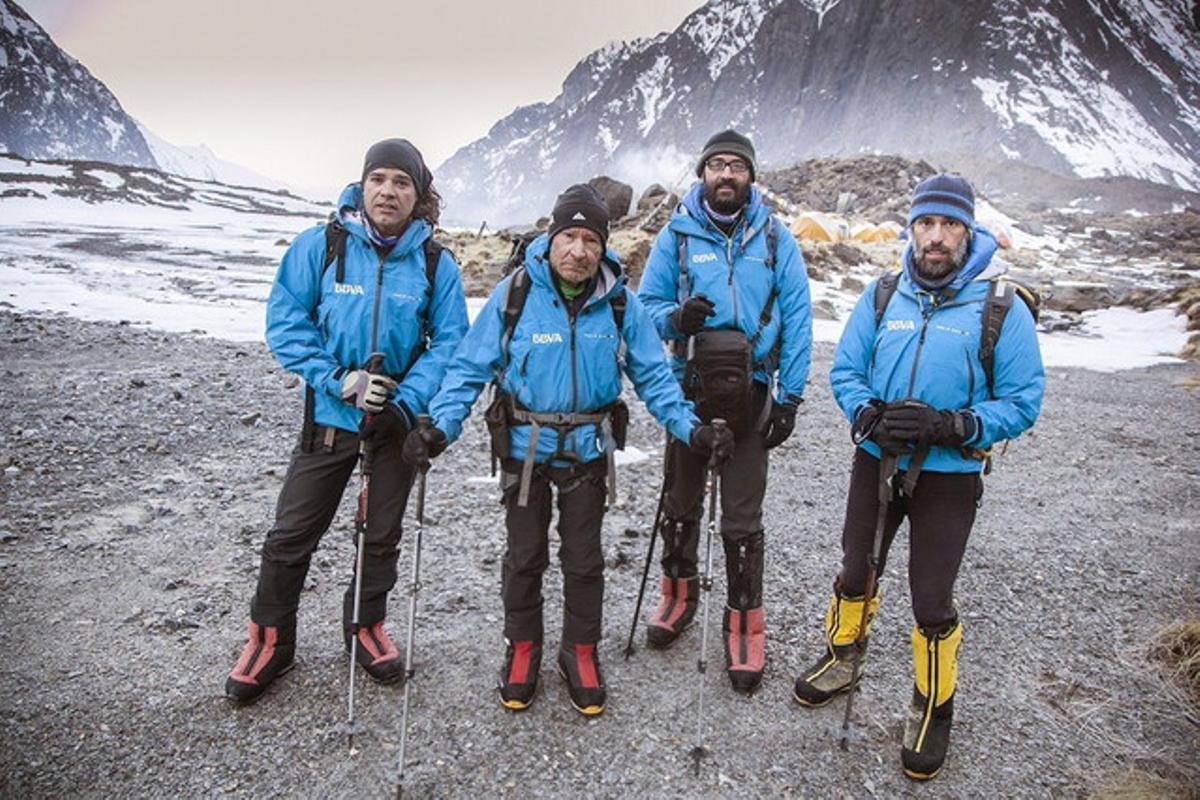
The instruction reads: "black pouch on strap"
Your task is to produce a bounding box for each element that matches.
[484,390,512,461]
[610,398,629,450]
[684,329,753,434]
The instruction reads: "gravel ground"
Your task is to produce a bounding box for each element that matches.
[1,309,1198,798]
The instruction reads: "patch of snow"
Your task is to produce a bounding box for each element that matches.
[0,156,72,178]
[100,116,125,150]
[82,169,124,190]
[614,445,649,466]
[634,55,673,135]
[1040,307,1190,372]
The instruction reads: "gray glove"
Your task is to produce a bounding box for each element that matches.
[340,370,396,413]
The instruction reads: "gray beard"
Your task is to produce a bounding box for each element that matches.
[914,235,970,280]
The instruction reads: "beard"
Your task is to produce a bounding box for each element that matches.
[914,234,970,280]
[703,178,750,215]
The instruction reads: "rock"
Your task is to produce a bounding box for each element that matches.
[0,530,16,542]
[130,378,146,388]
[4,465,18,477]
[841,275,865,293]
[637,183,670,211]
[619,238,652,284]
[588,176,633,220]
[283,375,300,389]
[812,299,838,320]
[239,412,261,427]
[806,264,829,283]
[1044,283,1116,313]
[274,238,289,246]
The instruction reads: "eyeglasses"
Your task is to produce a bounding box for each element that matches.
[705,157,749,175]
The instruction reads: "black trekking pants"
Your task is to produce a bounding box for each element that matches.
[838,448,982,629]
[661,400,769,608]
[500,458,608,645]
[250,424,415,633]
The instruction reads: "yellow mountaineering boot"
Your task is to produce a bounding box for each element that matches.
[792,581,881,707]
[901,622,963,780]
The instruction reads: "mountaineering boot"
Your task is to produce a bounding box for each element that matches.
[646,519,700,648]
[556,643,607,716]
[225,620,296,705]
[792,580,882,707]
[723,532,766,693]
[345,620,406,685]
[498,639,542,711]
[901,621,962,780]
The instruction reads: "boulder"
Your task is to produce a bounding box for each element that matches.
[588,176,633,220]
[1044,283,1117,313]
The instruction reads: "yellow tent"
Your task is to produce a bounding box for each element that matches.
[791,212,847,243]
[850,221,902,243]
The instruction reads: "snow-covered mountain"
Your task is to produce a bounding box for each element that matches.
[0,0,155,167]
[135,122,290,192]
[437,0,1200,226]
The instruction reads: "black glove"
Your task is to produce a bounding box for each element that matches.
[761,399,799,450]
[402,426,448,470]
[851,399,886,445]
[690,423,735,466]
[671,294,717,336]
[878,399,977,448]
[359,404,410,448]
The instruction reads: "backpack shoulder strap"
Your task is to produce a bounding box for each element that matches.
[675,230,689,305]
[980,278,1016,398]
[873,272,901,326]
[499,266,532,365]
[423,238,445,299]
[764,216,779,270]
[323,218,349,284]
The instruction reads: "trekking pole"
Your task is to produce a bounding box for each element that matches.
[344,352,385,755]
[690,419,725,777]
[838,451,898,750]
[624,431,672,660]
[395,415,431,798]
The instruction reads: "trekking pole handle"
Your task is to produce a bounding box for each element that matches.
[416,414,433,431]
[708,418,726,470]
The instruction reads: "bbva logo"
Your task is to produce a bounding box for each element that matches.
[334,283,365,295]
[691,252,718,264]
[886,319,916,331]
[532,332,564,345]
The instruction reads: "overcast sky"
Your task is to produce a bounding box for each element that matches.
[23,0,702,195]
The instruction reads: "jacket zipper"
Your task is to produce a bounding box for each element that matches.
[368,251,386,355]
[725,234,738,327]
[906,295,935,395]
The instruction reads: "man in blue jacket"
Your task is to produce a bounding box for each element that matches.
[792,174,1044,780]
[636,130,813,694]
[404,184,732,716]
[225,139,469,704]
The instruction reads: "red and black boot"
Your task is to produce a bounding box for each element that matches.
[645,519,699,649]
[723,532,766,694]
[225,620,296,705]
[498,639,542,711]
[345,620,406,684]
[556,643,607,716]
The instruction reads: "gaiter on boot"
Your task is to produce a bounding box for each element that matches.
[225,620,296,705]
[901,621,962,781]
[793,579,881,707]
[722,531,765,694]
[646,518,700,648]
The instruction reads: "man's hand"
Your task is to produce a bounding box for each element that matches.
[341,369,396,413]
[761,400,798,450]
[878,399,977,448]
[851,399,886,445]
[671,294,717,336]
[690,423,735,466]
[402,426,449,470]
[359,404,409,448]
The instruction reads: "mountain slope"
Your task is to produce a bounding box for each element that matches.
[135,122,290,192]
[0,0,155,167]
[437,0,1200,226]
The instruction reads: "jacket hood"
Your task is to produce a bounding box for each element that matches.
[335,182,430,256]
[522,233,625,306]
[902,224,1005,292]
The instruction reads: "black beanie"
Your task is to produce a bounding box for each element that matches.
[361,138,432,197]
[696,129,757,181]
[547,184,609,249]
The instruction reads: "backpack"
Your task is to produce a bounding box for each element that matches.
[872,272,1041,398]
[299,217,449,452]
[500,229,542,279]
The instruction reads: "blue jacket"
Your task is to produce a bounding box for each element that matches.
[429,235,699,466]
[830,227,1045,473]
[637,183,813,401]
[265,184,469,433]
